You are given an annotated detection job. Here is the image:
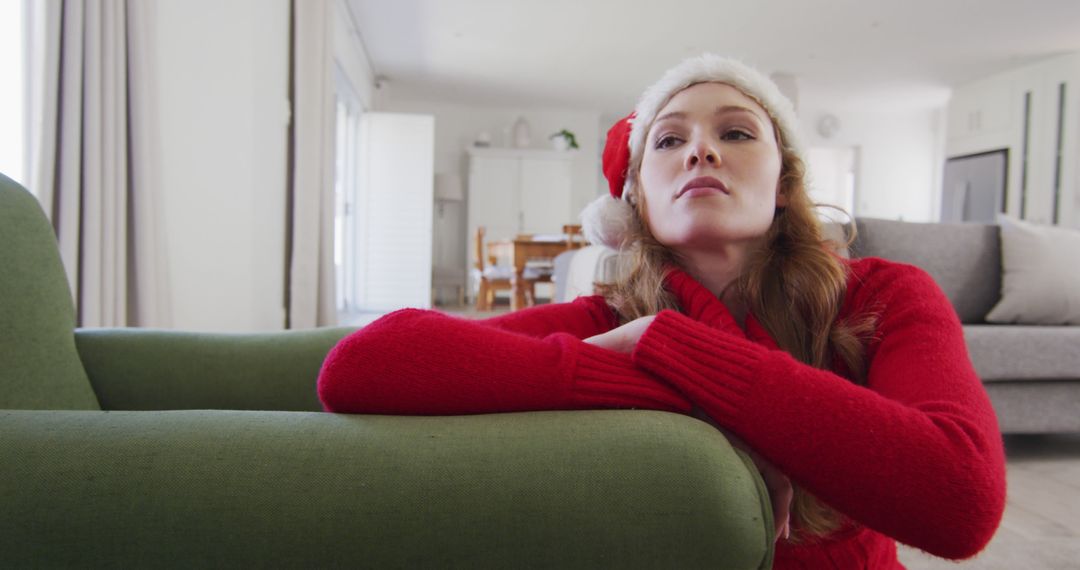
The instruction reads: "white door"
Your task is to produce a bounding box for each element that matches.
[356,112,435,310]
[805,146,858,219]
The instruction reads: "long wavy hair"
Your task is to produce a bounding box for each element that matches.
[598,123,877,541]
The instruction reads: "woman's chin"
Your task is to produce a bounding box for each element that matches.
[660,222,771,248]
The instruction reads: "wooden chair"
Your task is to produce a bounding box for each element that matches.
[473,226,513,311]
[563,224,583,250]
[519,226,585,307]
[521,256,553,307]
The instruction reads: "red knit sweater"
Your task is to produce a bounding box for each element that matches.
[318,257,1007,569]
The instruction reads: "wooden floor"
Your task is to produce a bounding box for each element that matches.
[898,433,1080,569]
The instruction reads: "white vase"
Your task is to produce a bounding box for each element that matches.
[511,117,531,148]
[551,136,569,151]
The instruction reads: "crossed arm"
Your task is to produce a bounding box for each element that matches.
[317,261,1006,559]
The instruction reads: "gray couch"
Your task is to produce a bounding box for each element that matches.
[852,217,1080,434]
[555,218,1079,434]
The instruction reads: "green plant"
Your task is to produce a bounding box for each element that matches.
[549,129,579,149]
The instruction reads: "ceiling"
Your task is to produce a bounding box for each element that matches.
[346,0,1080,114]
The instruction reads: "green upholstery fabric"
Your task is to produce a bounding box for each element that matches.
[75,327,355,411]
[0,409,773,569]
[0,173,99,410]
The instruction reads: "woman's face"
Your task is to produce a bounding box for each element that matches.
[639,82,784,250]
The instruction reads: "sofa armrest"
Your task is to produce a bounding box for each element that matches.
[0,409,773,569]
[74,327,356,411]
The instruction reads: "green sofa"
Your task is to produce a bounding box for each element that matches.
[0,173,774,568]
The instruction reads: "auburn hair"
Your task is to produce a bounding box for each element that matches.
[598,132,877,542]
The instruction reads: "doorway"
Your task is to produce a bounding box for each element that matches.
[805,146,859,221]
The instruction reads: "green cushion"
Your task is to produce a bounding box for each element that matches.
[0,409,773,569]
[0,173,99,410]
[74,327,355,411]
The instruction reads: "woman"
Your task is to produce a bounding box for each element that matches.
[318,54,1006,568]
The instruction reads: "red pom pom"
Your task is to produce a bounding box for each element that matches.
[602,113,634,199]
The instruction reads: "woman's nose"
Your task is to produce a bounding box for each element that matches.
[685,140,720,170]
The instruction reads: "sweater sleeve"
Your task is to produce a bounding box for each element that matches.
[318,297,692,416]
[473,294,620,338]
[631,261,1006,560]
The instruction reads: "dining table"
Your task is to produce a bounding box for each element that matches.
[487,234,585,310]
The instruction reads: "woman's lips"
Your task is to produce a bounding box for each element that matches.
[677,176,730,198]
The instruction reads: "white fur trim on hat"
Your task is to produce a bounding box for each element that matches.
[580,194,635,249]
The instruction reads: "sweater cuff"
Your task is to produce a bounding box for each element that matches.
[551,333,692,413]
[631,310,769,422]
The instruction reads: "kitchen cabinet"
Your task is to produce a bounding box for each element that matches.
[946,53,1080,227]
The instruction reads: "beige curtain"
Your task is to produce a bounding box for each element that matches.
[27,0,170,328]
[286,0,337,329]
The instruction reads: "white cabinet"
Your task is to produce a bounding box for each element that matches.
[465,147,576,290]
[1013,57,1080,226]
[518,157,574,233]
[946,78,1014,141]
[945,53,1080,227]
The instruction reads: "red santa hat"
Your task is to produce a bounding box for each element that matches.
[583,54,804,249]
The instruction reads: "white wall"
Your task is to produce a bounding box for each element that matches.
[154,0,289,332]
[396,99,945,227]
[380,96,602,212]
[799,106,945,222]
[332,0,376,110]
[0,0,24,186]
[378,94,603,273]
[392,99,947,229]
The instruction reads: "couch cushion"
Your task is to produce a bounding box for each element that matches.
[963,325,1080,381]
[985,216,1080,325]
[0,174,100,410]
[852,218,1000,324]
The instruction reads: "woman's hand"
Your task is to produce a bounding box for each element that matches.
[583,315,655,354]
[586,313,791,540]
[740,436,793,542]
[693,408,792,542]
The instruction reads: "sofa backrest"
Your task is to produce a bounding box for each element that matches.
[0,174,100,409]
[851,217,1001,324]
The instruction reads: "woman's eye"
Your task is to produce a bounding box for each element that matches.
[655,135,681,149]
[722,129,754,141]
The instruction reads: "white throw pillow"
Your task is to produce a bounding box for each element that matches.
[985,215,1080,325]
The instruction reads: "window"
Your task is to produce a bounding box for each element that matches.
[0,0,26,187]
[333,67,363,314]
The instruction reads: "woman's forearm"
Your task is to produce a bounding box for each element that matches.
[318,308,691,415]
